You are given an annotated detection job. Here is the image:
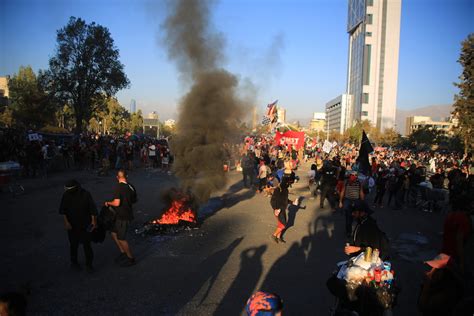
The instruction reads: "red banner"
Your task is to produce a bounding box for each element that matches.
[274,131,305,150]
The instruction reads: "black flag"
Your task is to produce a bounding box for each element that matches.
[356,130,374,175]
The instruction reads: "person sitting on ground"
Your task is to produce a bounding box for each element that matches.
[246,291,283,316]
[344,200,390,260]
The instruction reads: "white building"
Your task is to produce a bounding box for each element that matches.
[346,0,401,131]
[309,112,326,132]
[277,108,286,124]
[325,94,350,134]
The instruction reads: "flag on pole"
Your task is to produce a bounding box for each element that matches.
[356,130,374,175]
[261,100,278,125]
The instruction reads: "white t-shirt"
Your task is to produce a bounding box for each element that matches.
[148,145,156,157]
[259,164,268,179]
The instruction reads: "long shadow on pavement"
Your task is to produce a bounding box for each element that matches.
[213,245,267,315]
[259,212,344,315]
[170,237,244,315]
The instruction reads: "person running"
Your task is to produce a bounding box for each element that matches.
[59,179,98,272]
[270,171,295,243]
[105,169,137,267]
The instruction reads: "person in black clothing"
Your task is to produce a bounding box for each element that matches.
[344,200,389,260]
[105,169,137,267]
[373,170,388,208]
[270,171,295,244]
[59,179,98,272]
[319,160,337,209]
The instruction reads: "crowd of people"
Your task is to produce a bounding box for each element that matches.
[0,128,177,179]
[235,135,473,315]
[1,129,473,315]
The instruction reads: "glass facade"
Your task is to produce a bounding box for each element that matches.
[347,25,365,126]
[347,0,366,32]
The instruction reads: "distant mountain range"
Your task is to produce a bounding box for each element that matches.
[396,104,452,135]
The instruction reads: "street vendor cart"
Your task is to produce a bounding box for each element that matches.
[327,250,399,316]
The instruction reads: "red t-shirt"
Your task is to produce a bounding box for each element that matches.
[442,212,472,259]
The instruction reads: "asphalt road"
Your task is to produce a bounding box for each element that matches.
[0,163,450,315]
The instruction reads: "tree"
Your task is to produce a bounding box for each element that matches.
[43,17,130,134]
[343,120,372,145]
[409,126,441,148]
[130,109,144,134]
[380,128,400,146]
[452,33,474,154]
[8,66,55,129]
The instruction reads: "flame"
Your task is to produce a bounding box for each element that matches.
[153,196,197,225]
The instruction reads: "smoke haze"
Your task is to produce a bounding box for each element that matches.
[163,0,245,203]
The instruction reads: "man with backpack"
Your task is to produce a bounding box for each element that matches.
[105,169,138,267]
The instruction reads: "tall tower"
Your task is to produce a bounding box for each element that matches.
[346,0,401,131]
[130,99,136,113]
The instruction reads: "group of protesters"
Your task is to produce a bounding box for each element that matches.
[0,128,175,179]
[235,134,473,315]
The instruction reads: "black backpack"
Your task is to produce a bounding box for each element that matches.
[127,183,138,204]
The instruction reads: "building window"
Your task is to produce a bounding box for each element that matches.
[363,93,369,103]
[362,111,368,116]
[366,32,372,37]
[367,14,373,25]
[367,0,373,6]
[363,45,371,85]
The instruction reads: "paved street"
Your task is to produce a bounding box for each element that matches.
[1,163,447,315]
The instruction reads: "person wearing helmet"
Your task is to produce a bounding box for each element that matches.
[246,291,283,316]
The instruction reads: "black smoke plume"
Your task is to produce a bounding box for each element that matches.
[163,0,245,203]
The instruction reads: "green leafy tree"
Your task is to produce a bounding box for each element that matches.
[409,126,441,148]
[452,33,474,154]
[130,109,144,134]
[43,17,130,134]
[344,120,372,145]
[380,128,400,146]
[8,66,55,129]
[0,107,14,127]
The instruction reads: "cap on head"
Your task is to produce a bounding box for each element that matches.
[246,291,283,316]
[64,179,79,190]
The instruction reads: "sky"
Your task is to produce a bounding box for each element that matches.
[0,0,473,121]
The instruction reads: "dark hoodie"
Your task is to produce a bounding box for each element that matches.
[59,182,97,231]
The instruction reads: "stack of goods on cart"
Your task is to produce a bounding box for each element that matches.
[336,247,397,308]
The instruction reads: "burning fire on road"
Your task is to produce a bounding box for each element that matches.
[135,188,199,236]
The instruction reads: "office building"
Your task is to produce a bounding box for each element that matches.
[346,0,401,131]
[406,116,453,135]
[130,99,136,113]
[309,112,326,132]
[325,94,350,134]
